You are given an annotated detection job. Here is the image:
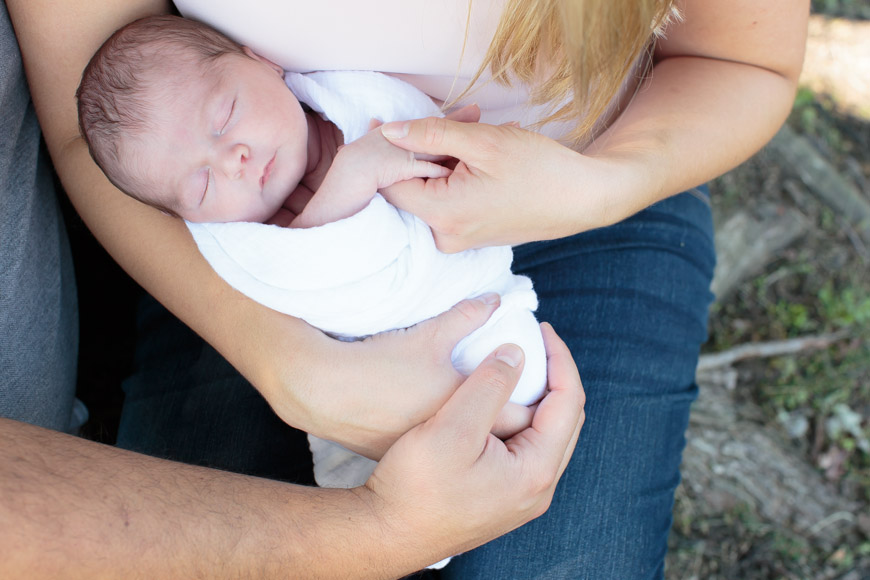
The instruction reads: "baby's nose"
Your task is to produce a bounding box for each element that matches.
[220,143,249,179]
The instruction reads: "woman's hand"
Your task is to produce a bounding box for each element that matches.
[263,295,535,460]
[379,117,600,253]
[364,323,585,566]
[380,0,810,255]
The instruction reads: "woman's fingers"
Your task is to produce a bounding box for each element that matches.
[443,103,481,123]
[405,105,481,163]
[381,115,495,162]
[416,293,501,353]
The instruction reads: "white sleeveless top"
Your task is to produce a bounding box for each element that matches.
[173,0,585,142]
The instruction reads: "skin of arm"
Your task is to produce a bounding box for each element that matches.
[6,0,528,462]
[290,125,450,229]
[379,0,810,253]
[0,326,586,579]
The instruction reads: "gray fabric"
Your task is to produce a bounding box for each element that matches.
[0,1,79,431]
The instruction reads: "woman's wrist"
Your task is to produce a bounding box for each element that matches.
[544,138,669,239]
[579,144,670,229]
[243,308,342,434]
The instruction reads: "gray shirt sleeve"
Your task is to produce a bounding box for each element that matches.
[0,1,79,431]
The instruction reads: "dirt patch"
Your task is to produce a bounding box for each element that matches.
[666,8,870,580]
[802,15,870,119]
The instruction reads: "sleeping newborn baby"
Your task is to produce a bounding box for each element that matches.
[77,15,546,495]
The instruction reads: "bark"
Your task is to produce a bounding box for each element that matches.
[683,373,864,551]
[711,206,809,303]
[680,123,870,552]
[766,124,870,245]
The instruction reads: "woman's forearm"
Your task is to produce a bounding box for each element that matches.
[8,0,372,449]
[9,1,490,456]
[580,54,800,229]
[380,0,807,249]
[577,0,808,229]
[9,0,322,401]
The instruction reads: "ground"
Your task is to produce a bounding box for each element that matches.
[666,5,870,579]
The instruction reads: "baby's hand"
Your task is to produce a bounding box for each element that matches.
[336,121,451,190]
[292,119,453,228]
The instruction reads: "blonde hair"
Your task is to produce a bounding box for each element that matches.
[455,0,678,144]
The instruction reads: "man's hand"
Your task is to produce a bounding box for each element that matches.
[363,323,585,568]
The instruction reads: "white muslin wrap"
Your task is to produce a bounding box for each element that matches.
[186,71,546,498]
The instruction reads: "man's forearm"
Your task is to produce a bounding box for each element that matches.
[0,418,410,579]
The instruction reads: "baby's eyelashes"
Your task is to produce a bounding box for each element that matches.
[199,169,211,206]
[217,98,236,135]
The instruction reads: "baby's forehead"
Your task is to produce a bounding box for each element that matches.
[143,47,214,90]
[114,132,184,211]
[136,52,227,122]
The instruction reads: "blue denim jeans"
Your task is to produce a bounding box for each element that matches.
[443,186,715,579]
[116,186,715,579]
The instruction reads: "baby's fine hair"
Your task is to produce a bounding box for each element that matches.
[76,15,245,207]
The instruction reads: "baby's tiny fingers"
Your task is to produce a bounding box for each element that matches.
[415,160,452,179]
[413,152,451,163]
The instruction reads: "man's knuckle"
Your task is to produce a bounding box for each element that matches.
[479,365,513,393]
[532,495,553,519]
[529,469,553,497]
[577,408,587,428]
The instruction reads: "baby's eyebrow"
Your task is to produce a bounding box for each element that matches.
[204,77,233,133]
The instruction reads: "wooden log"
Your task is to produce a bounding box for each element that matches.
[765,124,870,244]
[711,206,808,303]
[682,375,865,551]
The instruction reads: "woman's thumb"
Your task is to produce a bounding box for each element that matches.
[431,294,500,349]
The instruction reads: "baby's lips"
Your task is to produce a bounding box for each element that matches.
[260,154,276,188]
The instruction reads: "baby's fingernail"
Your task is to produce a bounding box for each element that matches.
[475,293,499,305]
[381,122,409,139]
[495,344,523,368]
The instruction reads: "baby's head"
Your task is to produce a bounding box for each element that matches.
[77,15,309,223]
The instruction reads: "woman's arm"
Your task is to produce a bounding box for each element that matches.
[379,0,809,252]
[7,0,513,458]
[8,0,315,410]
[583,0,809,226]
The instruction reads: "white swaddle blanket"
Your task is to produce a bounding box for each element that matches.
[186,71,546,494]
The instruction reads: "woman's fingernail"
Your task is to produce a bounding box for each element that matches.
[475,293,500,305]
[495,344,523,368]
[381,122,409,139]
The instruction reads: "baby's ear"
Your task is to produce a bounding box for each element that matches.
[242,46,285,78]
